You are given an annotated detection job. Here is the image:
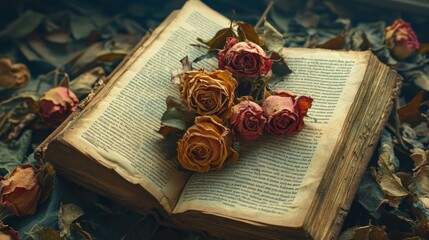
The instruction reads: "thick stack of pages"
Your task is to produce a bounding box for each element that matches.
[36,1,402,239]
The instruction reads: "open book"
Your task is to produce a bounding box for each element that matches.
[36,1,402,239]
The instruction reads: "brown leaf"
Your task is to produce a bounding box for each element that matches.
[44,30,72,44]
[0,165,41,216]
[340,225,387,240]
[0,57,30,88]
[197,28,235,50]
[237,22,260,45]
[316,35,345,50]
[70,67,105,99]
[37,162,55,204]
[398,91,427,127]
[410,149,429,196]
[27,227,60,240]
[59,203,84,238]
[372,152,409,208]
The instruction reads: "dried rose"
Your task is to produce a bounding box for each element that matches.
[385,19,420,60]
[180,69,237,122]
[0,57,30,89]
[218,37,272,79]
[0,223,19,240]
[263,90,313,136]
[0,165,41,217]
[230,100,266,141]
[39,86,79,127]
[177,116,239,173]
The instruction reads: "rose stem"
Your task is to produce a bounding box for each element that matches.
[255,0,275,29]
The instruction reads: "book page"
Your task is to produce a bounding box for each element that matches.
[173,48,370,227]
[61,1,227,212]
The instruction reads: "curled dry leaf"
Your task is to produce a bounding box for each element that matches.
[0,164,42,217]
[0,57,31,89]
[59,203,84,238]
[339,225,387,240]
[70,66,105,99]
[398,91,427,127]
[371,151,409,208]
[410,149,429,196]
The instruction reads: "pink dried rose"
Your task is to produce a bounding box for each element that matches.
[218,37,272,79]
[385,19,420,60]
[0,165,41,217]
[39,86,79,127]
[230,100,266,141]
[262,90,313,136]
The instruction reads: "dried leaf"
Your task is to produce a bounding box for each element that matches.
[24,33,85,68]
[70,222,92,240]
[197,28,235,50]
[0,57,31,89]
[0,10,45,42]
[70,67,105,99]
[160,107,195,133]
[165,96,188,111]
[410,71,429,92]
[339,225,387,240]
[70,15,98,40]
[372,151,409,208]
[410,150,429,196]
[0,91,40,112]
[237,22,260,45]
[269,52,292,79]
[263,20,285,52]
[37,162,55,204]
[316,35,345,50]
[44,30,72,44]
[171,56,192,84]
[96,50,128,62]
[398,91,427,127]
[59,203,84,238]
[27,227,60,240]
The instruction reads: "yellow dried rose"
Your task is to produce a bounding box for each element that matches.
[177,116,239,173]
[179,69,237,122]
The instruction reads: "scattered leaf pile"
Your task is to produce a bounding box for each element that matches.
[0,0,428,239]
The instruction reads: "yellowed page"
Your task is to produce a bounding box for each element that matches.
[173,48,370,227]
[61,0,227,212]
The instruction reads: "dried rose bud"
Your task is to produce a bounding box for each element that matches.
[0,57,30,88]
[218,37,272,79]
[230,100,266,141]
[262,90,313,136]
[0,223,19,240]
[39,86,79,127]
[385,19,420,60]
[0,165,41,217]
